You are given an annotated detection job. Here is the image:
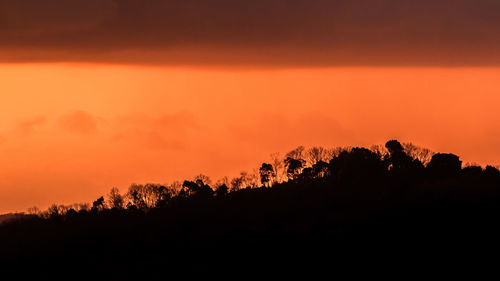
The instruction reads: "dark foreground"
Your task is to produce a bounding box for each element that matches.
[1,143,499,278]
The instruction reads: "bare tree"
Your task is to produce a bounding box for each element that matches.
[107,187,124,209]
[47,204,68,216]
[327,146,349,159]
[305,146,328,166]
[75,203,91,212]
[27,206,40,216]
[236,170,258,189]
[169,181,183,196]
[137,183,168,208]
[370,144,389,159]
[47,204,60,217]
[214,176,230,189]
[270,152,286,183]
[58,205,70,215]
[128,183,166,209]
[285,146,305,160]
[230,176,244,192]
[194,174,212,186]
[402,142,434,165]
[464,161,480,168]
[247,169,260,188]
[239,171,250,188]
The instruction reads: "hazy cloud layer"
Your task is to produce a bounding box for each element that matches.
[228,112,354,151]
[112,112,200,150]
[1,0,500,65]
[58,110,99,134]
[15,116,46,135]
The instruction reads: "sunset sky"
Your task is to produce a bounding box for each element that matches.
[1,0,499,213]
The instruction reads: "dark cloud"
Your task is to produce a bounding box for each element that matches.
[1,0,500,65]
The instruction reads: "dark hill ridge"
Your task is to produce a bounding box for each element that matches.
[0,140,499,277]
[0,213,27,225]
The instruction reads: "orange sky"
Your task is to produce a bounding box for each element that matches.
[0,64,499,213]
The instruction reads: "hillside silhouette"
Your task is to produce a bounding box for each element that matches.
[1,140,499,277]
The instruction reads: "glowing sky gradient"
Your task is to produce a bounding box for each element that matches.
[1,0,500,212]
[0,64,499,213]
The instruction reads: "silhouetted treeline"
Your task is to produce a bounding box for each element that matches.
[1,140,499,277]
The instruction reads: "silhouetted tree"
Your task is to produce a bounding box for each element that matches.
[239,171,252,189]
[194,174,212,186]
[74,203,90,212]
[214,177,230,190]
[327,146,349,159]
[230,176,244,192]
[128,184,148,209]
[285,146,305,160]
[385,139,403,153]
[305,146,329,166]
[10,138,500,277]
[370,144,388,158]
[270,152,286,183]
[47,204,62,217]
[127,183,168,209]
[484,165,500,177]
[385,140,424,180]
[312,160,329,178]
[247,169,261,188]
[215,184,228,197]
[183,180,213,197]
[483,165,500,183]
[285,157,305,180]
[156,185,176,207]
[107,187,124,209]
[66,208,78,217]
[329,147,388,181]
[259,163,275,187]
[403,142,434,165]
[27,206,40,216]
[169,180,183,194]
[427,153,462,178]
[461,165,483,177]
[298,167,314,181]
[92,196,105,211]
